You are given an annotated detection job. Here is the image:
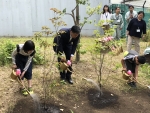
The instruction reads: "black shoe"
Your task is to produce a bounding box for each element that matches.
[127,82,134,87]
[67,79,73,84]
[132,82,136,87]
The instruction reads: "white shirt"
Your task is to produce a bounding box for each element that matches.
[100,12,112,25]
[70,34,72,42]
[125,10,137,24]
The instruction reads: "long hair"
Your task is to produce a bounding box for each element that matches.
[102,5,111,14]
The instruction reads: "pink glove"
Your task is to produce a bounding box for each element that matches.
[127,70,132,75]
[67,60,71,66]
[16,69,21,76]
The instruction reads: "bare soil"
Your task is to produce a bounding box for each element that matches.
[1,41,150,113]
[5,60,150,113]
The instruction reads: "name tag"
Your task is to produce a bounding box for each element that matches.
[137,29,140,32]
[117,20,120,23]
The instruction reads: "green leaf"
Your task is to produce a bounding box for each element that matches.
[62,8,66,13]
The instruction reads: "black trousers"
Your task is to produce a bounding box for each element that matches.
[125,59,136,73]
[58,45,73,80]
[15,53,32,80]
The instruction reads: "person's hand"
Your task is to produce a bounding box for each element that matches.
[12,64,17,70]
[20,71,26,79]
[130,14,133,18]
[70,56,73,63]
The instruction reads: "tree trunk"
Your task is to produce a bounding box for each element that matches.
[75,0,80,62]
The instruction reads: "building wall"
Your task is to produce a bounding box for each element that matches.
[0,0,110,37]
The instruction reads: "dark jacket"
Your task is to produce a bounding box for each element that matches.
[127,18,146,38]
[53,28,80,60]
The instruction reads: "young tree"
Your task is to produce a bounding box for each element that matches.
[91,19,123,95]
[62,0,101,62]
[34,8,67,108]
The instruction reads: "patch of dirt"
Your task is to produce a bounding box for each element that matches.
[2,40,150,113]
[10,97,35,113]
[11,97,70,113]
[9,86,150,113]
[87,89,119,109]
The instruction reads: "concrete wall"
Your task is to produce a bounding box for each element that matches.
[0,0,110,36]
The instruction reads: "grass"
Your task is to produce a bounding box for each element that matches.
[2,37,150,84]
[0,37,150,113]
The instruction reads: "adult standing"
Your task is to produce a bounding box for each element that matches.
[111,7,124,40]
[100,5,111,34]
[125,5,137,43]
[127,11,146,54]
[53,25,81,84]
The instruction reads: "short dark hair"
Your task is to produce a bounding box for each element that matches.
[137,56,146,64]
[23,40,35,52]
[138,11,145,17]
[115,7,120,10]
[71,25,81,34]
[128,5,134,9]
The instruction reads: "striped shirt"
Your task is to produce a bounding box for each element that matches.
[12,44,34,71]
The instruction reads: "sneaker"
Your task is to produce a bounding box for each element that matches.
[21,88,28,96]
[28,87,34,94]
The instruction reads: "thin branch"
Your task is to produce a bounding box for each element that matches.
[65,12,76,25]
[72,4,79,12]
[65,13,73,17]
[80,8,97,30]
[71,10,77,25]
[71,3,80,25]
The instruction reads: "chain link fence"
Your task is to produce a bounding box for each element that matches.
[110,4,150,38]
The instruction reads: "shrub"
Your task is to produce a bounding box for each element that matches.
[33,47,45,65]
[143,30,150,42]
[0,40,16,66]
[0,40,45,66]
[143,19,150,42]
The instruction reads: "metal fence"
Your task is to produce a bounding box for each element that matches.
[110,4,150,37]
